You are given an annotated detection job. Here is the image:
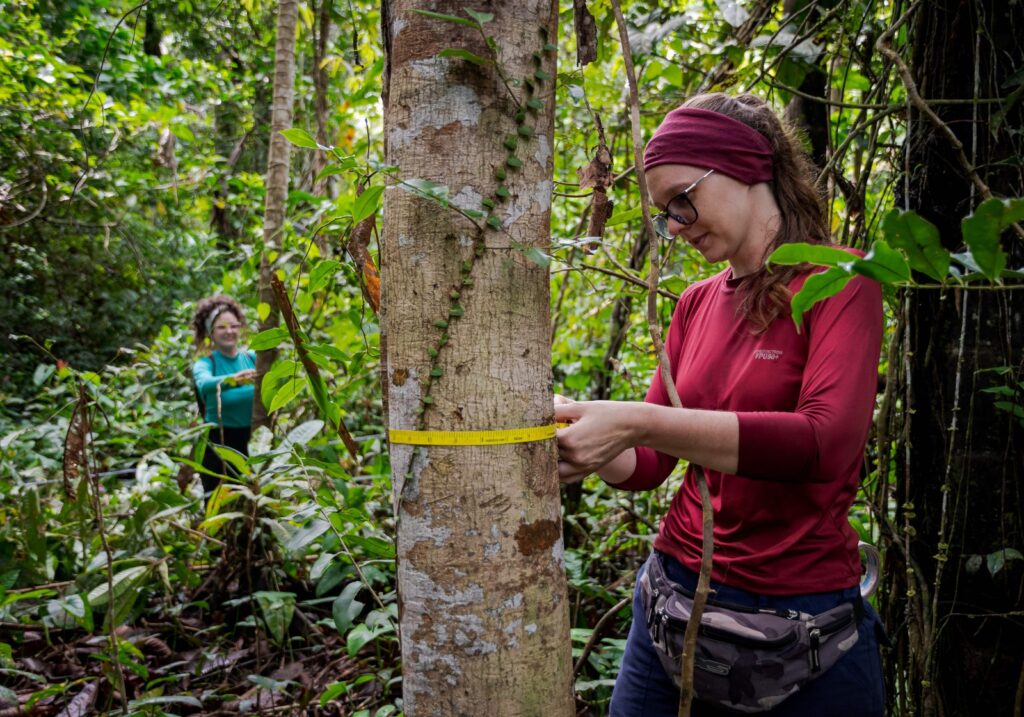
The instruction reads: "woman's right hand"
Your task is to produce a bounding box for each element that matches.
[231,369,257,385]
[555,400,641,483]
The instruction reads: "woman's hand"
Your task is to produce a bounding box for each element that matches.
[554,400,641,483]
[230,369,257,385]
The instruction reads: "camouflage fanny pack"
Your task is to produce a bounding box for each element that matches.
[639,552,862,714]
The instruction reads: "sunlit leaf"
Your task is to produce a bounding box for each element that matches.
[790,267,854,330]
[280,127,320,149]
[249,327,289,351]
[849,240,911,284]
[768,243,853,267]
[309,259,342,293]
[353,185,384,224]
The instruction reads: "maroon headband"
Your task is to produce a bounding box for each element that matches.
[643,107,774,184]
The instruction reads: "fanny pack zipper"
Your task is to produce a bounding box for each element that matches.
[659,608,800,650]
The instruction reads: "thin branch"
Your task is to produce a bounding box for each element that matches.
[609,4,714,716]
[573,596,631,677]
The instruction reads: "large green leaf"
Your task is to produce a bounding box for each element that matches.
[249,327,290,351]
[280,127,320,149]
[211,444,251,476]
[790,267,854,330]
[961,197,1024,280]
[849,240,911,284]
[268,376,307,414]
[253,591,296,644]
[767,243,853,267]
[284,519,331,553]
[882,209,950,282]
[352,185,384,224]
[85,565,151,608]
[309,260,341,294]
[332,582,365,636]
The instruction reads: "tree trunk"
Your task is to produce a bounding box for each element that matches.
[380,1,574,715]
[252,0,299,430]
[888,2,1024,715]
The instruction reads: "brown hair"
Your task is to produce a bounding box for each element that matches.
[191,295,247,348]
[681,92,829,332]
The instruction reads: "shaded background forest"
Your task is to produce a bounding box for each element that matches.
[0,0,1021,715]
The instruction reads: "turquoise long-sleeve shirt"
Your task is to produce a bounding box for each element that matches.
[192,350,256,427]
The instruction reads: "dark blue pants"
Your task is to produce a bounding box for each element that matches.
[609,551,886,717]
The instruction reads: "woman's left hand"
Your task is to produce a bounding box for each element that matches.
[555,400,641,483]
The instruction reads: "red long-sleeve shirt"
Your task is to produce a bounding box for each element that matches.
[618,265,883,594]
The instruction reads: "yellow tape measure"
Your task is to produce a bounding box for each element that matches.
[389,423,568,446]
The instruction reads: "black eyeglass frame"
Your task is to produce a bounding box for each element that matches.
[651,168,715,239]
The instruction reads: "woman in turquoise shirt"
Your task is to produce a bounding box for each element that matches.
[191,295,256,494]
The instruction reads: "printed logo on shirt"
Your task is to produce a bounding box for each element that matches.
[753,349,783,361]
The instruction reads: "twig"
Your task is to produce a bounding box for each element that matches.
[678,466,714,716]
[270,274,360,460]
[575,261,679,301]
[573,596,631,676]
[76,385,130,715]
[609,3,714,715]
[0,180,47,230]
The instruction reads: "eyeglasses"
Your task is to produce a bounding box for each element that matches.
[651,169,715,239]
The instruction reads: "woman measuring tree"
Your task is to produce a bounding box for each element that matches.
[555,93,886,716]
[191,295,256,495]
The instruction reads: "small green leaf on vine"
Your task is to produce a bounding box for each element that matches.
[543,43,557,52]
[422,395,434,405]
[486,215,502,230]
[462,277,474,286]
[527,98,544,111]
[534,69,550,81]
[517,125,534,137]
[495,185,510,198]
[434,319,449,329]
[461,260,472,274]
[427,347,439,358]
[449,306,464,317]
[515,110,527,124]
[439,334,449,345]
[503,136,518,151]
[450,290,461,300]
[495,167,507,180]
[411,9,476,27]
[431,366,443,378]
[464,8,494,25]
[506,157,523,168]
[482,197,495,209]
[438,48,493,66]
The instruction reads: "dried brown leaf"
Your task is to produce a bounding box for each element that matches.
[61,387,90,500]
[574,0,598,66]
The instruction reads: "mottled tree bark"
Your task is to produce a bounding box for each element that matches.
[252,0,298,430]
[381,1,574,715]
[888,2,1024,715]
